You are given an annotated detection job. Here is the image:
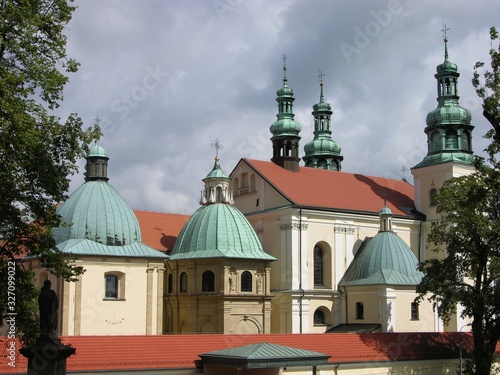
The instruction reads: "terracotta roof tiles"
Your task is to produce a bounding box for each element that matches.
[134,210,190,252]
[1,332,484,374]
[241,159,417,217]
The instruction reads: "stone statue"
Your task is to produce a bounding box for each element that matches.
[38,280,58,338]
[229,272,235,292]
[256,273,262,293]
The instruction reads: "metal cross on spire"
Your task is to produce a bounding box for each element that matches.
[282,54,288,80]
[211,138,223,159]
[318,69,325,85]
[441,23,450,41]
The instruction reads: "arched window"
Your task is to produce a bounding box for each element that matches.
[429,188,438,206]
[202,271,215,292]
[314,246,324,287]
[241,271,252,292]
[313,309,325,325]
[430,131,440,151]
[461,131,471,151]
[215,186,222,202]
[445,130,458,149]
[411,302,420,320]
[356,302,364,320]
[104,272,125,299]
[180,272,187,293]
[167,273,173,294]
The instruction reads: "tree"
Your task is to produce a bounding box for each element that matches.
[0,0,100,345]
[473,27,500,141]
[417,27,500,375]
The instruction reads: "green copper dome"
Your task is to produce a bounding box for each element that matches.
[304,138,341,155]
[339,206,422,286]
[53,181,142,246]
[172,156,275,261]
[52,144,142,246]
[204,157,229,180]
[88,143,108,158]
[171,203,275,260]
[303,80,343,171]
[270,64,302,136]
[413,38,474,169]
[339,231,423,286]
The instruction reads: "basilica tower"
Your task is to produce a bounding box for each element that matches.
[303,73,343,170]
[270,57,302,172]
[411,35,475,221]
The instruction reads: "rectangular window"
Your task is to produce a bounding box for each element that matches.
[355,302,364,320]
[105,275,118,298]
[411,302,419,320]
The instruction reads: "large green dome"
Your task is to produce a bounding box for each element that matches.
[52,181,142,246]
[171,203,275,261]
[339,231,423,286]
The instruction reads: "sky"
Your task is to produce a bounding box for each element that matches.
[58,0,499,214]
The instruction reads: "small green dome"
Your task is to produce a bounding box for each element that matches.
[52,181,141,246]
[277,83,294,97]
[204,157,229,180]
[270,118,302,136]
[171,204,275,261]
[426,103,472,128]
[339,231,423,286]
[304,138,341,155]
[313,100,331,112]
[88,143,108,158]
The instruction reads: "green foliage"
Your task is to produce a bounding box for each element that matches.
[473,27,500,141]
[0,0,100,344]
[417,27,500,375]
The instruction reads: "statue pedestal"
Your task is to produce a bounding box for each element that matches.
[20,337,75,375]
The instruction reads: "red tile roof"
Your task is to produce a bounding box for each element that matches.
[134,210,190,252]
[241,159,417,217]
[1,332,483,373]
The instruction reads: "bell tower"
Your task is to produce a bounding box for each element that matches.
[412,28,475,220]
[270,55,302,172]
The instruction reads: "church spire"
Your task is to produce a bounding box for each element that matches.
[269,55,302,172]
[303,70,343,171]
[413,26,474,169]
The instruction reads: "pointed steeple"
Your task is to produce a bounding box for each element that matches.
[414,30,474,169]
[200,140,234,205]
[303,71,343,171]
[270,55,302,172]
[85,142,109,182]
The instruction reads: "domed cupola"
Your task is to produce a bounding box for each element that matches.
[270,56,302,172]
[303,72,343,171]
[52,143,142,247]
[200,154,234,205]
[414,33,474,169]
[171,154,275,261]
[339,205,423,286]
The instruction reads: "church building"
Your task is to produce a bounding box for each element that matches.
[27,37,475,336]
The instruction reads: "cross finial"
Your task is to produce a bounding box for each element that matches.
[318,69,325,86]
[282,54,287,68]
[211,139,223,160]
[441,23,450,42]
